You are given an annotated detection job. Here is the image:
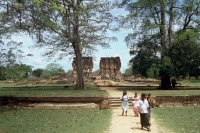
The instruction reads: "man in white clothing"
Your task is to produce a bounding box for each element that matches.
[137,93,151,131]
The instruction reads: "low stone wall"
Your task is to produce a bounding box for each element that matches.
[153,95,200,107]
[0,96,110,109]
[1,96,200,109]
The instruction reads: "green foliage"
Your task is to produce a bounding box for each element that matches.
[32,0,42,4]
[40,70,51,79]
[153,107,200,133]
[0,108,111,133]
[162,56,172,67]
[0,66,6,80]
[129,38,160,77]
[5,63,32,80]
[31,68,44,78]
[146,63,160,78]
[45,63,65,77]
[169,30,200,78]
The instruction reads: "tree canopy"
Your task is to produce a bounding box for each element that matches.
[0,0,118,89]
[121,0,200,89]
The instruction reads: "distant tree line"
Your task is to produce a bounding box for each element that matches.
[0,63,68,81]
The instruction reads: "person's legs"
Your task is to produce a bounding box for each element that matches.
[136,109,139,116]
[148,110,152,125]
[149,116,152,125]
[122,110,124,115]
[134,108,138,116]
[140,113,151,131]
[140,113,144,129]
[134,110,136,116]
[144,113,151,131]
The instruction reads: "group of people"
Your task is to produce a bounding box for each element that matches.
[120,90,154,132]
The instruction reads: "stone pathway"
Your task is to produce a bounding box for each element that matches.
[100,87,161,133]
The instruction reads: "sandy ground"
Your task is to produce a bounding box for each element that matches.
[100,87,161,133]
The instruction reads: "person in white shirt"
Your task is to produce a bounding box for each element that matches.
[120,90,129,116]
[137,93,151,131]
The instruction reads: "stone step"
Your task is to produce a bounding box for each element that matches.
[109,101,132,104]
[108,97,133,99]
[110,103,132,106]
[108,99,133,102]
[108,97,134,108]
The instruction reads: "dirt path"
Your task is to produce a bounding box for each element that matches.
[100,87,160,133]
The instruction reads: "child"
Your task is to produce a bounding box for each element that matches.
[132,92,139,117]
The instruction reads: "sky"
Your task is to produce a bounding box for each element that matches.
[11,5,132,73]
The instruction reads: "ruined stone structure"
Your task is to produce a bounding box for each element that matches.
[72,57,93,78]
[99,57,121,79]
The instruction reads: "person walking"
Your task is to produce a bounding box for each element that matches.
[147,93,154,125]
[132,92,139,117]
[137,93,151,131]
[120,90,129,116]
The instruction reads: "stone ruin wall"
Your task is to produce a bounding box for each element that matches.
[99,57,122,79]
[72,57,93,78]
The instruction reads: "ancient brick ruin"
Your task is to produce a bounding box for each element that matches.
[72,57,93,78]
[99,57,121,79]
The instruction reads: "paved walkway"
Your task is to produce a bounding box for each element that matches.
[100,87,161,133]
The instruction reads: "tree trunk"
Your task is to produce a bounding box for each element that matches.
[160,0,166,50]
[159,0,170,90]
[160,74,171,90]
[72,0,85,89]
[168,0,173,48]
[74,46,85,89]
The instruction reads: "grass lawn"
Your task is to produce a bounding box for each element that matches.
[153,107,200,133]
[0,86,108,97]
[117,88,200,96]
[0,107,111,133]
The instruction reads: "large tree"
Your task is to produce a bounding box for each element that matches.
[0,0,117,89]
[121,0,200,89]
